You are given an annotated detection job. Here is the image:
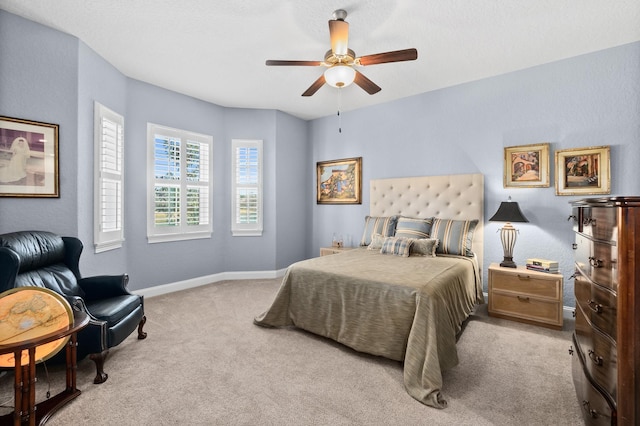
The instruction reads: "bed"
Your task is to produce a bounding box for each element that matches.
[254,173,485,408]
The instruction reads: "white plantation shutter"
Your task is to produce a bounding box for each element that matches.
[231,139,263,236]
[147,124,212,243]
[94,102,124,252]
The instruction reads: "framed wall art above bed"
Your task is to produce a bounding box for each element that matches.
[555,145,610,196]
[316,157,362,204]
[503,143,550,188]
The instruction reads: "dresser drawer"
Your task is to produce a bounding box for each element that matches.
[571,335,615,426]
[490,270,561,299]
[574,306,617,400]
[574,234,618,292]
[580,207,618,242]
[490,292,561,326]
[574,273,617,339]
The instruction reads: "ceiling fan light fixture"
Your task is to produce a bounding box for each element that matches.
[324,64,356,88]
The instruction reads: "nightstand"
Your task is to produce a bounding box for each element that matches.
[319,247,354,256]
[488,263,563,330]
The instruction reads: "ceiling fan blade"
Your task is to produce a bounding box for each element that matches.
[302,75,326,97]
[329,19,349,56]
[357,48,418,66]
[353,71,381,95]
[266,60,323,66]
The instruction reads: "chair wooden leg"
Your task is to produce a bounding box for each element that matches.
[89,350,109,384]
[137,316,147,340]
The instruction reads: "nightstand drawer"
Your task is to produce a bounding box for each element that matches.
[490,292,561,325]
[490,270,560,299]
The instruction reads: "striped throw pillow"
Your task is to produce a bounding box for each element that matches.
[359,216,398,246]
[430,218,478,257]
[394,217,433,239]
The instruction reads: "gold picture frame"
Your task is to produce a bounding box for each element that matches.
[0,116,59,197]
[316,157,362,204]
[503,143,550,188]
[555,145,610,196]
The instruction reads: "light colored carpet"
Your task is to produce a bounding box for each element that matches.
[0,278,583,425]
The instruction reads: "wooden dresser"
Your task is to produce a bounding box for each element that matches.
[569,197,640,425]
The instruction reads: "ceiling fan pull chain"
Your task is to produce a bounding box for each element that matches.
[338,89,342,133]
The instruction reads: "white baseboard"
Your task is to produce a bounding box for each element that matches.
[134,268,288,299]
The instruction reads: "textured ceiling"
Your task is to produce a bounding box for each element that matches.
[1,0,639,120]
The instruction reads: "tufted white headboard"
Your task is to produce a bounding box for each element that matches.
[370,173,484,267]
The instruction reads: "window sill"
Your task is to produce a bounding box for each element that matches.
[147,231,212,244]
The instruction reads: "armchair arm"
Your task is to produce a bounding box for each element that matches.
[69,296,109,357]
[68,296,104,324]
[78,274,132,301]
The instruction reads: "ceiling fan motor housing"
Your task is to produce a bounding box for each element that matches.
[324,49,356,65]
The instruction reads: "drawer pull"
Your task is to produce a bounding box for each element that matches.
[516,295,530,302]
[567,215,577,221]
[581,400,600,419]
[588,349,603,366]
[588,257,603,268]
[583,217,597,227]
[587,299,603,314]
[516,274,531,281]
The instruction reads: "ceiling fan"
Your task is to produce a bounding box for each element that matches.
[266,9,418,97]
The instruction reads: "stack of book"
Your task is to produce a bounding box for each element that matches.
[526,258,559,273]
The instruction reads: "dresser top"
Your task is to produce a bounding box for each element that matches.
[571,196,640,207]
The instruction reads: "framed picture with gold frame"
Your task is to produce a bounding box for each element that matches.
[555,145,610,196]
[503,143,550,188]
[0,116,59,197]
[316,157,362,204]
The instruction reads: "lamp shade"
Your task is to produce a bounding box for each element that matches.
[489,200,529,223]
[324,64,356,88]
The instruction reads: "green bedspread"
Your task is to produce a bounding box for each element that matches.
[254,248,484,408]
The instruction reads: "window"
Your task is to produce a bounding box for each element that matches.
[231,139,263,236]
[94,102,124,253]
[147,123,212,243]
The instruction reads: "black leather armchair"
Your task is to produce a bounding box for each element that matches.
[0,230,147,383]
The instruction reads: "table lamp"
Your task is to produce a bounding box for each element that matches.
[489,197,529,268]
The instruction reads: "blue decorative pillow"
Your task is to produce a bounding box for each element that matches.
[380,236,414,257]
[394,217,433,240]
[411,238,439,257]
[359,216,398,246]
[430,218,478,257]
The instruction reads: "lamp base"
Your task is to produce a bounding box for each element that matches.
[500,257,517,268]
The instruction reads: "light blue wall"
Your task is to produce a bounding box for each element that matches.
[221,107,277,272]
[0,11,80,235]
[275,111,312,264]
[77,41,129,276]
[2,10,639,305]
[0,10,309,290]
[124,79,228,289]
[309,41,640,306]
